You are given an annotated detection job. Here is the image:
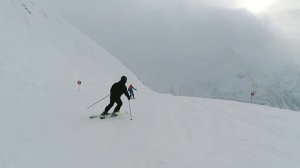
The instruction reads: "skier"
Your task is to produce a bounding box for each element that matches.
[101,76,130,117]
[128,84,137,99]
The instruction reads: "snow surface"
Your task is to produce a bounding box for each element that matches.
[1,0,300,168]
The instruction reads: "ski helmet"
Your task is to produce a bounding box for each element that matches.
[121,76,127,83]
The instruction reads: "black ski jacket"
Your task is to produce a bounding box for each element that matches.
[110,80,130,100]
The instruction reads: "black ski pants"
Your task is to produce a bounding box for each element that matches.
[104,97,122,113]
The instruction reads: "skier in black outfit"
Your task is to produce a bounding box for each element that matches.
[101,76,130,116]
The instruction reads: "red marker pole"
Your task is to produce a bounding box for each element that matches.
[77,80,82,92]
[250,91,256,103]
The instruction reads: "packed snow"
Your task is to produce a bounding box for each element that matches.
[1,1,300,168]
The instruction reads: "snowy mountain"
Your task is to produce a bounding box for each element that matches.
[1,0,300,168]
[40,0,300,111]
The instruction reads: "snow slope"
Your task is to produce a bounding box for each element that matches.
[1,0,300,168]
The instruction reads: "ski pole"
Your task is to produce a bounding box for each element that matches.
[87,94,110,109]
[129,100,133,120]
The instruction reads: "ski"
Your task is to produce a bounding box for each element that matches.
[89,115,100,119]
[99,113,118,119]
[89,111,126,120]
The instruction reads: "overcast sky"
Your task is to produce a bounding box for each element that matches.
[39,0,300,76]
[48,0,298,58]
[42,0,300,37]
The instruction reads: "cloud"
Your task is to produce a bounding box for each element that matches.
[41,0,297,76]
[265,0,300,36]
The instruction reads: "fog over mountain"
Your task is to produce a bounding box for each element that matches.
[41,0,300,111]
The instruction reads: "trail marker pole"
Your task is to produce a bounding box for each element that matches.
[250,90,256,103]
[77,80,82,92]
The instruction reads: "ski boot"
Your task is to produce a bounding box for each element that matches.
[100,112,109,119]
[111,111,119,117]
